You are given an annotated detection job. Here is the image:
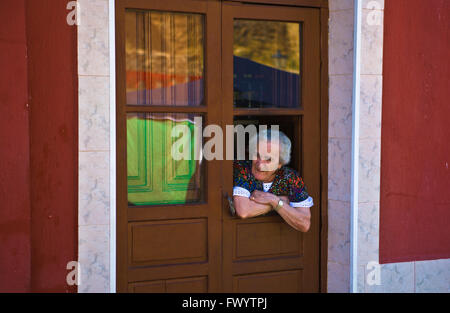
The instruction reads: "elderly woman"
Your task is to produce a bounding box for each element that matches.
[232,129,314,232]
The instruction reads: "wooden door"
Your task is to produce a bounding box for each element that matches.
[115,0,223,292]
[116,0,322,292]
[221,2,321,292]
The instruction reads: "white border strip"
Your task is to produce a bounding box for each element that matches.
[350,0,362,293]
[109,0,117,293]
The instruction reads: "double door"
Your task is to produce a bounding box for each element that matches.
[116,0,322,293]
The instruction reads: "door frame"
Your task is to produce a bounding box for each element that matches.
[112,0,329,292]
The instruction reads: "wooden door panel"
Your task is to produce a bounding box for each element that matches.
[128,263,209,283]
[128,219,208,266]
[234,219,302,259]
[232,256,303,276]
[233,270,303,293]
[129,280,165,293]
[129,276,208,293]
[166,276,208,293]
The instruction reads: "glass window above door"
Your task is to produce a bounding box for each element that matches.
[233,19,301,109]
[125,10,205,106]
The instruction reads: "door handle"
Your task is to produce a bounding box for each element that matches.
[224,192,236,217]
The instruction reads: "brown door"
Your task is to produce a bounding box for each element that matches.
[116,0,321,293]
[221,2,321,292]
[115,0,222,292]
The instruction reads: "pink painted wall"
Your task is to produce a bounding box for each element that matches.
[0,0,31,292]
[0,0,78,292]
[380,0,450,263]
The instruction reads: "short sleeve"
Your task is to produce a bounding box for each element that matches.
[287,171,314,208]
[233,161,252,198]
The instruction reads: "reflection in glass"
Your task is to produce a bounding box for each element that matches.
[233,20,301,108]
[126,10,204,106]
[127,113,204,205]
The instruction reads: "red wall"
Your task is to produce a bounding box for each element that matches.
[0,0,31,292]
[380,0,450,263]
[0,0,78,292]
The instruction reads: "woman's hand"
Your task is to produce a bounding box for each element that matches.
[250,190,280,208]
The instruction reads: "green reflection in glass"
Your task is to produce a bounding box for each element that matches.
[127,113,203,206]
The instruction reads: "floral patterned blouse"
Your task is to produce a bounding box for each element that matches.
[233,160,314,208]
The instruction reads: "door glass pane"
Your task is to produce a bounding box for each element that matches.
[126,10,205,106]
[127,113,204,206]
[233,20,301,108]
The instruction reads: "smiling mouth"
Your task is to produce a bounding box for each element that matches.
[254,165,267,172]
[257,164,275,172]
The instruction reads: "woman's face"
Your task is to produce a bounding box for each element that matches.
[251,140,282,182]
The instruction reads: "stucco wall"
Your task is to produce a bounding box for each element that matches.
[326,0,355,291]
[78,0,111,292]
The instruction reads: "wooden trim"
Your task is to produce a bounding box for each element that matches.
[225,2,320,21]
[224,0,328,9]
[122,0,209,12]
[234,108,305,116]
[221,2,234,292]
[319,5,329,293]
[299,6,321,293]
[116,0,127,293]
[203,1,223,293]
[125,105,208,114]
[127,204,210,221]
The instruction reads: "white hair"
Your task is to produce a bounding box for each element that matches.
[249,129,292,166]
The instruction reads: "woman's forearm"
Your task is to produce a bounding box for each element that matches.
[233,196,272,218]
[276,203,311,232]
